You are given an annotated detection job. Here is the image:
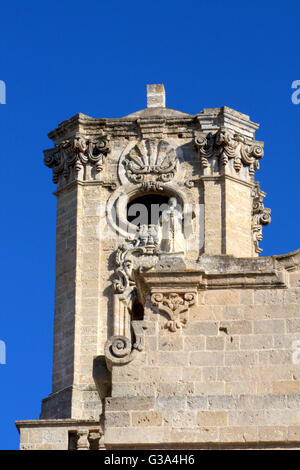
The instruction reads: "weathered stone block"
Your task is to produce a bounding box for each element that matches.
[105,411,130,427]
[131,411,162,427]
[197,411,227,426]
[105,397,155,411]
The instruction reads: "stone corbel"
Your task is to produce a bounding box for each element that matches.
[135,266,201,332]
[104,320,148,370]
[150,291,196,332]
[44,130,110,185]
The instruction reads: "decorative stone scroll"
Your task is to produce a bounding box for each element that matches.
[44,131,110,183]
[123,138,178,183]
[252,182,271,253]
[151,292,196,332]
[194,128,263,176]
[105,239,159,368]
[112,239,159,295]
[104,320,148,368]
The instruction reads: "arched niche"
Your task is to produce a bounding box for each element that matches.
[105,183,193,242]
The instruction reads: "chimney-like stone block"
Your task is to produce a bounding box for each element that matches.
[147,84,166,108]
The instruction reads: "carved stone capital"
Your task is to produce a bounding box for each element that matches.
[194,128,263,177]
[151,291,196,332]
[44,131,110,186]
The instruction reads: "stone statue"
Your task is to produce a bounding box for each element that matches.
[159,197,185,254]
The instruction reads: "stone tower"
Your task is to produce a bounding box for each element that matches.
[16,85,300,450]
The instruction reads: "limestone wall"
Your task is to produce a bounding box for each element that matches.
[105,259,300,448]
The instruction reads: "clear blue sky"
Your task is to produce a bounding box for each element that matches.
[0,0,299,449]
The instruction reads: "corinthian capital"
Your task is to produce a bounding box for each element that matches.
[194,128,263,177]
[44,131,110,186]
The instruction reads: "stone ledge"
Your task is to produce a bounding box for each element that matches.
[104,425,300,447]
[16,419,100,430]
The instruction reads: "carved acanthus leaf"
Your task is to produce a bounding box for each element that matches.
[151,292,196,332]
[124,139,178,183]
[194,128,263,176]
[44,131,110,183]
[112,237,159,294]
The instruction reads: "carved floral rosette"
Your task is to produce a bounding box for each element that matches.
[44,131,110,183]
[251,182,271,253]
[123,138,178,183]
[194,128,263,177]
[151,291,196,332]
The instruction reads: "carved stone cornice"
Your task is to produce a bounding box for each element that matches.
[44,131,110,185]
[47,106,259,142]
[252,182,271,253]
[136,257,289,306]
[194,128,263,177]
[137,117,166,138]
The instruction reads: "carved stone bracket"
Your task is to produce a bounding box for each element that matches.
[44,131,110,184]
[104,320,148,369]
[194,128,263,177]
[151,291,196,332]
[107,240,160,368]
[123,138,178,183]
[252,182,271,253]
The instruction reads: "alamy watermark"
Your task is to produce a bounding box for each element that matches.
[0,340,6,364]
[291,80,300,104]
[94,200,204,250]
[0,80,6,104]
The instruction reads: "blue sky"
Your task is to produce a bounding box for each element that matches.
[0,0,299,449]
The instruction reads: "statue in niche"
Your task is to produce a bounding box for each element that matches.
[159,197,185,254]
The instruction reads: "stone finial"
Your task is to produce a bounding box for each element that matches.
[147,84,166,108]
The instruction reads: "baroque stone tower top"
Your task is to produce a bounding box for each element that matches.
[44,83,270,258]
[16,84,300,451]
